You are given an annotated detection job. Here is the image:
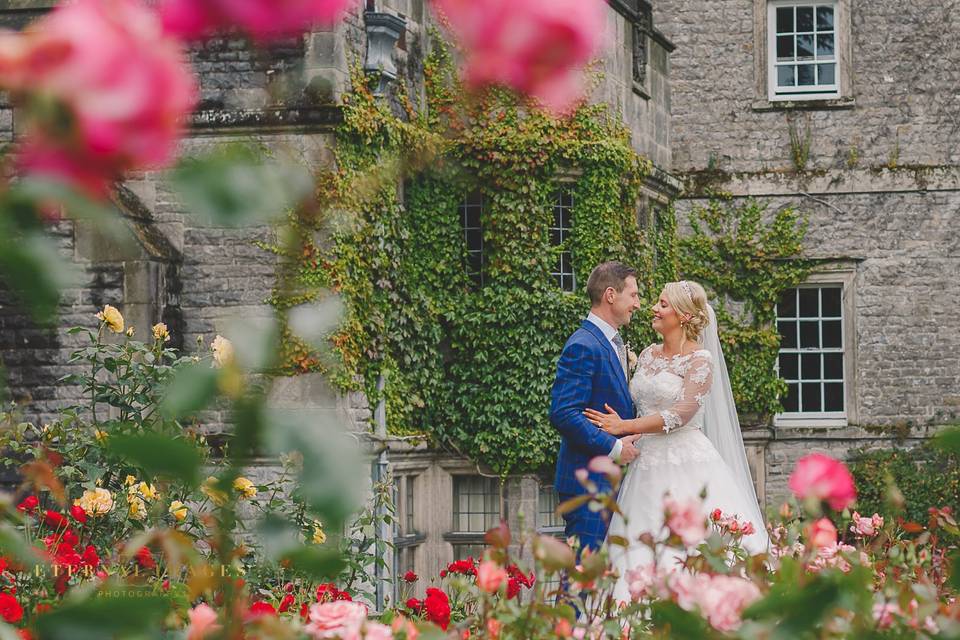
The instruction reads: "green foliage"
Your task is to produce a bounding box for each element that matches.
[669,196,813,417]
[849,443,960,529]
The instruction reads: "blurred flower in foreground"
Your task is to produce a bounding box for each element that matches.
[431,0,606,114]
[0,0,197,197]
[789,453,857,511]
[160,0,358,43]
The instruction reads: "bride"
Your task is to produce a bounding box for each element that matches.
[583,280,769,601]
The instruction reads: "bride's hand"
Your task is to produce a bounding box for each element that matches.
[583,404,629,436]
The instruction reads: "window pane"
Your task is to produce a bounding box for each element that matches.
[822,320,842,348]
[821,288,842,317]
[550,229,561,246]
[816,6,834,30]
[562,274,574,292]
[800,320,820,348]
[777,290,797,317]
[802,382,822,412]
[816,33,834,56]
[777,65,796,87]
[783,383,800,412]
[465,207,481,228]
[776,6,794,33]
[797,34,814,59]
[779,353,799,380]
[801,353,821,380]
[816,63,835,85]
[797,6,814,31]
[799,288,819,316]
[823,353,844,380]
[778,320,797,348]
[824,383,844,411]
[777,35,795,60]
[798,64,816,85]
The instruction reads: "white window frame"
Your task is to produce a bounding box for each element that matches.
[459,192,485,287]
[774,268,857,428]
[767,0,840,101]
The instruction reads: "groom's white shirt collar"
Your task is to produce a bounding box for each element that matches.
[586,312,618,346]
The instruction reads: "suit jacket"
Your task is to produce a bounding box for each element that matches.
[549,320,637,496]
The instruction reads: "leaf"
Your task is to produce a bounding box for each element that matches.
[0,224,79,323]
[160,362,220,418]
[279,546,345,580]
[105,433,203,487]
[649,601,711,639]
[556,494,591,516]
[221,314,280,371]
[34,585,169,640]
[0,524,42,570]
[171,143,313,228]
[949,551,960,591]
[287,297,345,349]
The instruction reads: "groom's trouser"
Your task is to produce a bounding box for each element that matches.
[558,492,609,552]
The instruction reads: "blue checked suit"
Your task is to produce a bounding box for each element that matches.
[549,320,636,551]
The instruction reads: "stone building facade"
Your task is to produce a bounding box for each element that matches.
[652,0,960,503]
[0,0,677,595]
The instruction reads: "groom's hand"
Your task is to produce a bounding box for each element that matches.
[618,438,640,464]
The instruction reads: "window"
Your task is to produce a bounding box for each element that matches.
[768,1,838,100]
[776,286,845,418]
[393,475,423,579]
[550,190,575,292]
[460,191,485,287]
[537,485,564,535]
[447,476,500,560]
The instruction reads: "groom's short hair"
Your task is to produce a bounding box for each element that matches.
[586,261,637,305]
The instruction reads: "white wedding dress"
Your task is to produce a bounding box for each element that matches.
[608,343,769,603]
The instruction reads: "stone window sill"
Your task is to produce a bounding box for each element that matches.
[751,97,856,112]
[633,82,651,100]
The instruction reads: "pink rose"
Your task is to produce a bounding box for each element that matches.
[851,511,881,536]
[362,622,394,640]
[695,575,762,632]
[873,602,899,629]
[305,600,368,640]
[663,496,707,547]
[788,453,857,511]
[160,0,358,43]
[430,0,606,114]
[476,560,507,593]
[186,603,221,640]
[806,517,838,548]
[624,563,660,602]
[3,0,197,198]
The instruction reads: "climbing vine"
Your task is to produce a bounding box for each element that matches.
[268,38,811,474]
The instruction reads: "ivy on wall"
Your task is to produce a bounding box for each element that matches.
[269,39,812,474]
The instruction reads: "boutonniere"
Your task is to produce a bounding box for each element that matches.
[626,344,638,372]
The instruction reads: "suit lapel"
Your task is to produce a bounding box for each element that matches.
[580,321,631,403]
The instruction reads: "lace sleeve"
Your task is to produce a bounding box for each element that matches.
[659,351,714,433]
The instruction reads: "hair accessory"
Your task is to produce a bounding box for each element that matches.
[679,280,693,298]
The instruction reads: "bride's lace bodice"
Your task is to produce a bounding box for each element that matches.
[629,344,714,434]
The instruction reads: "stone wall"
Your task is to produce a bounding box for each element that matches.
[653,0,960,505]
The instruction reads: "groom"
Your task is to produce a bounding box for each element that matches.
[549,261,642,552]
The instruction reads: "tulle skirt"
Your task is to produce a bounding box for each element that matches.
[607,427,769,604]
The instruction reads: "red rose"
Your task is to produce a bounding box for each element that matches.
[711,508,723,522]
[62,529,78,547]
[16,496,39,513]
[506,577,521,600]
[162,579,170,591]
[18,630,31,640]
[135,546,156,569]
[54,573,69,595]
[423,588,450,630]
[0,592,23,624]
[247,601,277,618]
[278,593,295,613]
[69,505,88,524]
[300,602,309,619]
[43,510,68,529]
[406,597,422,612]
[284,582,294,593]
[403,570,418,583]
[81,545,99,569]
[0,557,9,573]
[316,583,337,603]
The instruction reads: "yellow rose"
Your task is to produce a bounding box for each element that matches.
[201,476,228,507]
[93,429,107,442]
[211,335,234,368]
[137,482,159,502]
[124,475,137,487]
[152,323,170,342]
[128,495,147,521]
[96,305,124,333]
[312,520,327,545]
[126,327,135,337]
[233,477,257,499]
[169,500,188,521]
[74,488,114,516]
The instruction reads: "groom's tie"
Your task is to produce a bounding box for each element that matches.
[612,332,628,382]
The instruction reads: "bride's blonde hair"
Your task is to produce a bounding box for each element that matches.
[663,280,710,346]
